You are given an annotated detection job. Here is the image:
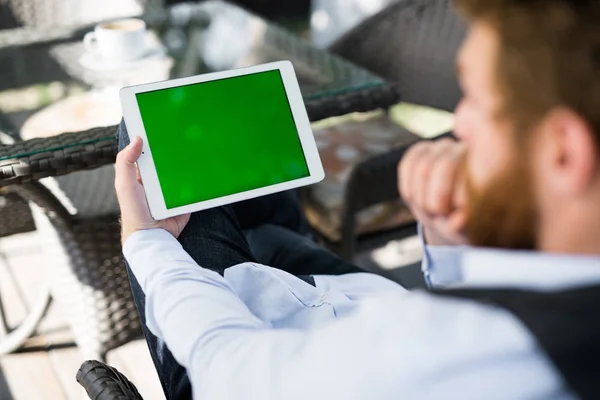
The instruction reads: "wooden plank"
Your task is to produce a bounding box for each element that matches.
[106,346,133,382]
[43,303,81,400]
[37,302,73,343]
[0,229,48,349]
[0,230,74,399]
[48,346,86,400]
[1,229,70,344]
[0,231,34,400]
[0,231,45,309]
[0,243,28,337]
[110,341,165,400]
[0,352,66,400]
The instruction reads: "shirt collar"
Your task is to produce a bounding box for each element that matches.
[458,248,600,292]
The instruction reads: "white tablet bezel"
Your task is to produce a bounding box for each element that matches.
[120,61,324,220]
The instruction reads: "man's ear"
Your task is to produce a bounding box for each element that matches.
[537,108,598,195]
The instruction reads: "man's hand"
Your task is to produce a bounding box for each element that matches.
[115,137,191,244]
[398,138,469,246]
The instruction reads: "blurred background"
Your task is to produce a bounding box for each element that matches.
[0,0,458,398]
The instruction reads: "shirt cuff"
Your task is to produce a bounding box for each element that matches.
[418,224,464,288]
[123,228,197,291]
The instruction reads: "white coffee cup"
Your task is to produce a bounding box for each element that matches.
[84,18,148,62]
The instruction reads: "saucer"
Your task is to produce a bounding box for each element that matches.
[79,46,167,72]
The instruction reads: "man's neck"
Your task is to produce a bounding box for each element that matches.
[539,199,600,256]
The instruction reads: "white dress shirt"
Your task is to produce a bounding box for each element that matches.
[123,228,599,399]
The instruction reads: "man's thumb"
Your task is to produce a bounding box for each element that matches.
[115,137,143,190]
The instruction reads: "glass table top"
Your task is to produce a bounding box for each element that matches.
[0,0,390,161]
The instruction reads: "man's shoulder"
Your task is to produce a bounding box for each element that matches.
[347,289,538,354]
[430,285,600,400]
[314,290,567,399]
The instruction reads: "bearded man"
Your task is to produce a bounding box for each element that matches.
[114,0,600,398]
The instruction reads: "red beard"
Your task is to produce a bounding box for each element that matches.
[464,153,538,250]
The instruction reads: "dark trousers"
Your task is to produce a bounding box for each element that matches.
[117,121,362,399]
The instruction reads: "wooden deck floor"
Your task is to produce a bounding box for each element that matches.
[0,230,164,400]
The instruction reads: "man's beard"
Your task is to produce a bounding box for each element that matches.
[464,152,538,250]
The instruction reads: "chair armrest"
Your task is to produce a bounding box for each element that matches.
[0,126,117,187]
[305,82,402,121]
[329,0,466,113]
[77,360,144,400]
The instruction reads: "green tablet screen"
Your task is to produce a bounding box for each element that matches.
[136,70,310,209]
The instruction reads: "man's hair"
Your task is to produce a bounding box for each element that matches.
[454,0,600,147]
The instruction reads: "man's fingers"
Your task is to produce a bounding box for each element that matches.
[447,208,468,233]
[115,137,143,193]
[122,136,143,164]
[426,142,466,214]
[399,141,430,203]
[414,139,453,212]
[454,164,468,210]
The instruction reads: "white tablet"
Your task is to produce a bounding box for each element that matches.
[120,61,324,220]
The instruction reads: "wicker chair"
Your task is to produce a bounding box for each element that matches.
[305,0,465,259]
[5,173,142,361]
[0,1,164,359]
[0,130,142,361]
[330,0,466,112]
[0,131,47,356]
